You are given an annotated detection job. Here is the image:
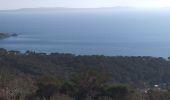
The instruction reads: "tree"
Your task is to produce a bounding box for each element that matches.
[35,76,63,100]
[104,85,129,100]
[70,66,110,100]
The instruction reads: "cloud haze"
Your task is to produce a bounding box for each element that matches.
[0,0,170,10]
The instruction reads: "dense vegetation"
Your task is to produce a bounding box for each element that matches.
[1,48,170,100]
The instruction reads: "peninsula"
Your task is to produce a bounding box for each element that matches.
[0,33,18,39]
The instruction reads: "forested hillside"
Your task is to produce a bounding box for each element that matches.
[1,48,170,100]
[0,48,170,86]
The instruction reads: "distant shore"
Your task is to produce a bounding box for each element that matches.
[0,33,18,39]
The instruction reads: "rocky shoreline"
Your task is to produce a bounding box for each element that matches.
[0,33,18,39]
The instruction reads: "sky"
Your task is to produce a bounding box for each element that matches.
[0,0,170,10]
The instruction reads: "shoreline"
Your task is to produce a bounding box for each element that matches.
[0,48,168,59]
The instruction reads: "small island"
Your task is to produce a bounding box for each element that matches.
[0,33,18,39]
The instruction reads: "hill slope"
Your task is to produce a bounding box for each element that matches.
[0,48,170,87]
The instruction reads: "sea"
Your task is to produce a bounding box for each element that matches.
[0,9,170,57]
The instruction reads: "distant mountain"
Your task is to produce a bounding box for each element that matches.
[0,7,135,12]
[2,7,170,12]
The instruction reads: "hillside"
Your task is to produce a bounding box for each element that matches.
[0,48,170,87]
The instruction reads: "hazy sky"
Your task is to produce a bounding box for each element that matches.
[1,0,170,10]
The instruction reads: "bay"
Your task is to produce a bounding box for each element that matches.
[0,10,170,57]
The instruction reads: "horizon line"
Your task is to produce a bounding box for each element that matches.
[1,6,170,11]
[0,6,134,10]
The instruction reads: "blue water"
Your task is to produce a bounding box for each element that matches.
[0,10,170,57]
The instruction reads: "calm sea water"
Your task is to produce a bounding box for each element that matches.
[0,10,170,57]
